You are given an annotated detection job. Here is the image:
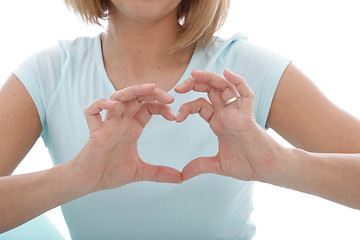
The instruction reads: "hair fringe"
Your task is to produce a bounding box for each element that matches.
[64,0,230,50]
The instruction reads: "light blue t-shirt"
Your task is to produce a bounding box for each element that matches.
[0,214,64,240]
[10,33,290,240]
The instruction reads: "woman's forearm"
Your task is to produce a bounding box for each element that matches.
[0,91,182,233]
[269,148,360,209]
[177,70,360,210]
[0,161,84,233]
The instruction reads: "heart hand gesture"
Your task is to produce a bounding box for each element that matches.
[71,84,182,194]
[175,70,283,182]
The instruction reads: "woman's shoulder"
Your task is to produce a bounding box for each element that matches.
[58,34,100,57]
[213,32,249,46]
[199,32,290,75]
[15,34,101,83]
[204,33,281,64]
[12,34,102,105]
[201,33,249,57]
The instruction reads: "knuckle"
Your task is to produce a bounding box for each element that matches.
[84,106,91,114]
[96,98,106,105]
[178,104,185,111]
[84,98,105,114]
[137,96,147,103]
[198,97,207,103]
[154,87,162,94]
[179,104,187,113]
[110,92,118,100]
[248,89,254,98]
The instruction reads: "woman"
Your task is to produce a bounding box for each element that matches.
[1,0,359,239]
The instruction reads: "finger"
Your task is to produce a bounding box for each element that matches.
[121,88,174,118]
[190,70,239,100]
[181,156,223,181]
[223,69,254,112]
[111,84,174,104]
[110,84,155,102]
[105,101,125,120]
[134,162,183,184]
[175,97,214,123]
[223,70,254,99]
[137,88,175,104]
[134,102,175,127]
[191,70,239,103]
[174,77,211,94]
[84,98,117,132]
[175,71,240,107]
[117,88,174,118]
[120,99,143,118]
[175,78,224,108]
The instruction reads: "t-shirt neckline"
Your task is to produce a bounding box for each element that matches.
[94,33,200,95]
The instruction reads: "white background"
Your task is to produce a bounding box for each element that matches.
[1,0,360,239]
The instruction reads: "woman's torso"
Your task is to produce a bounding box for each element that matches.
[12,33,289,239]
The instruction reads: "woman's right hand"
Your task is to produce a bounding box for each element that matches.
[69,84,182,194]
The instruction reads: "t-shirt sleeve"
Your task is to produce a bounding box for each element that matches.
[251,47,290,129]
[12,45,63,136]
[222,36,291,129]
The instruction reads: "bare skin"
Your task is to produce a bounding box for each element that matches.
[0,82,182,232]
[176,69,360,210]
[0,0,189,232]
[2,0,360,233]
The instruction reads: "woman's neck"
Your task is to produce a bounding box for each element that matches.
[101,7,193,84]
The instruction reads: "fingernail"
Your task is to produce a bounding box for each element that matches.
[164,93,174,101]
[168,108,176,120]
[175,110,182,122]
[175,82,183,88]
[191,70,206,79]
[192,69,203,74]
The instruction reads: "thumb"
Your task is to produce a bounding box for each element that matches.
[84,98,117,132]
[182,156,223,181]
[134,162,183,184]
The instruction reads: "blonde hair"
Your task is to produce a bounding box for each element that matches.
[64,0,230,50]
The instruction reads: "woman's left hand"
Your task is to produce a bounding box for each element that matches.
[175,70,286,182]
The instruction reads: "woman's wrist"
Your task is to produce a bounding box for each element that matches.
[63,143,102,196]
[256,144,303,186]
[0,161,91,232]
[53,160,92,203]
[262,147,308,188]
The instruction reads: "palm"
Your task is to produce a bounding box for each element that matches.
[88,113,146,190]
[73,85,182,194]
[209,106,260,181]
[177,70,280,182]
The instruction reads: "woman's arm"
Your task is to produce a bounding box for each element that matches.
[0,75,66,232]
[0,75,76,232]
[176,70,360,210]
[267,64,360,153]
[0,78,182,233]
[265,63,360,208]
[0,75,42,176]
[273,148,360,209]
[0,160,83,232]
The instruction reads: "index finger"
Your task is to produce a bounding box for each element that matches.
[111,84,174,104]
[191,70,237,91]
[110,84,156,102]
[175,70,239,103]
